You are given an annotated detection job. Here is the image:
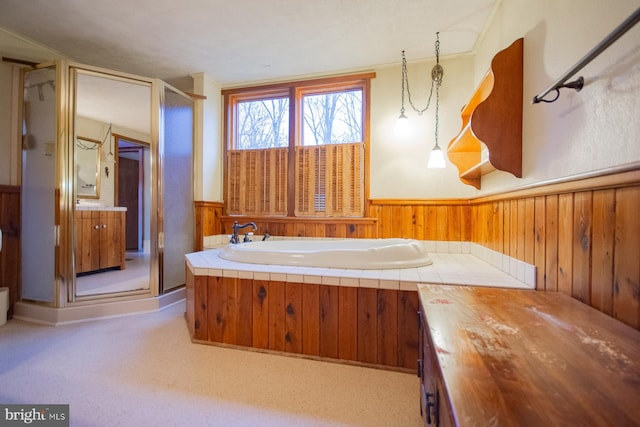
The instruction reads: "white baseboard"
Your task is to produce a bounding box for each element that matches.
[13,288,185,326]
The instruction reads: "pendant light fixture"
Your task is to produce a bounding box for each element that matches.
[103,123,114,162]
[103,123,114,177]
[398,33,446,168]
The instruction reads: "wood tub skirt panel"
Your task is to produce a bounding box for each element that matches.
[186,269,418,372]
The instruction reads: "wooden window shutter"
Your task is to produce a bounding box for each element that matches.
[294,143,363,217]
[226,148,288,216]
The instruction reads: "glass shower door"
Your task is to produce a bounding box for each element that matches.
[159,84,194,293]
[21,66,57,302]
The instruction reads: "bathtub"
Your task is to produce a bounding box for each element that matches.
[218,238,433,269]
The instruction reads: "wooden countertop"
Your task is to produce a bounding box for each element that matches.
[76,205,127,211]
[418,284,640,426]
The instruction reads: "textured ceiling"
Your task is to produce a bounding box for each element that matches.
[1,0,497,88]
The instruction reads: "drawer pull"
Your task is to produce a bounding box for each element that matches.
[426,390,438,425]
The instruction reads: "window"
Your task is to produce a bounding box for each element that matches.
[236,96,289,149]
[224,74,373,218]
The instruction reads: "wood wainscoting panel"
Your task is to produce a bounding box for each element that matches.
[194,201,224,250]
[0,185,20,319]
[301,283,320,356]
[284,281,303,354]
[187,273,419,371]
[319,285,339,359]
[591,189,615,316]
[268,280,286,352]
[357,287,378,364]
[557,193,574,296]
[613,186,640,329]
[252,280,270,349]
[469,179,640,330]
[544,194,559,292]
[237,278,254,347]
[377,289,399,367]
[397,290,419,369]
[338,287,358,361]
[572,191,593,305]
[534,196,546,291]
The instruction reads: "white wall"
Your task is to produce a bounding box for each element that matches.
[191,73,223,202]
[1,27,66,185]
[477,0,640,193]
[370,0,640,198]
[370,54,481,199]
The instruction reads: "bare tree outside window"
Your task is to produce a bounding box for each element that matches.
[302,90,362,146]
[237,97,289,149]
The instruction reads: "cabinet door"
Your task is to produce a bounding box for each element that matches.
[75,211,93,274]
[114,211,125,270]
[419,311,454,427]
[98,210,112,269]
[98,211,125,270]
[75,210,101,273]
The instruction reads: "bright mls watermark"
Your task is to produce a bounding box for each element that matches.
[0,405,69,426]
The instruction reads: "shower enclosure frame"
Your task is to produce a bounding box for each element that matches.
[19,59,194,312]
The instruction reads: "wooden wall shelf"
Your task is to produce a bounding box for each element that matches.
[448,38,523,189]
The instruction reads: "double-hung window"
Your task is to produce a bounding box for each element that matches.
[224,73,373,218]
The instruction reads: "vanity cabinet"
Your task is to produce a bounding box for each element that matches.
[417,284,640,426]
[76,209,126,274]
[447,38,523,189]
[418,309,454,426]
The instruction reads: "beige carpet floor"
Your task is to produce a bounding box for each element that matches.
[0,301,422,427]
[76,252,151,296]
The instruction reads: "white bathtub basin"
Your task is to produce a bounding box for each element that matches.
[218,238,433,269]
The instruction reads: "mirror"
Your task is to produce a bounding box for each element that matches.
[73,68,153,299]
[76,136,101,198]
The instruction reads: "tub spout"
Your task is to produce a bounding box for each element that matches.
[230,221,257,244]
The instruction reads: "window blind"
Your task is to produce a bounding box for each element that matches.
[227,148,288,216]
[294,143,364,217]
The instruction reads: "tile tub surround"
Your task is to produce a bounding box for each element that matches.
[195,236,535,290]
[186,238,532,371]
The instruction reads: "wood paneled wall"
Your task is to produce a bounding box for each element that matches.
[0,185,20,319]
[194,201,224,251]
[197,169,640,331]
[186,269,419,371]
[472,185,640,330]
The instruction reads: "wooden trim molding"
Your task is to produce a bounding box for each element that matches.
[222,72,377,94]
[0,185,20,193]
[371,198,471,206]
[221,216,377,225]
[475,163,640,203]
[195,201,224,208]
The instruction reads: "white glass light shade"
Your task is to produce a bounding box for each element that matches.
[427,145,446,168]
[395,112,409,139]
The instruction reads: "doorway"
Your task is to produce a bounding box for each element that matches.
[117,137,149,253]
